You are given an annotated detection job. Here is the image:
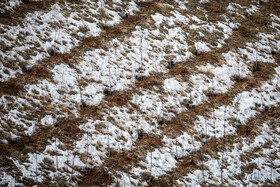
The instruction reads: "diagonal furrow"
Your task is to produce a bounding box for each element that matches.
[1,0,280,186]
[0,1,52,23]
[148,106,280,186]
[162,62,278,137]
[79,61,279,185]
[0,1,171,96]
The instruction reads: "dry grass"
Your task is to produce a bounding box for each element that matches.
[104,151,139,172]
[236,125,252,136]
[134,130,163,150]
[54,117,82,141]
[80,105,99,118]
[1,0,280,185]
[0,78,25,95]
[105,90,132,106]
[0,64,52,96]
[151,107,280,186]
[135,76,163,89]
[81,167,113,186]
[238,26,253,38]
[203,1,226,14]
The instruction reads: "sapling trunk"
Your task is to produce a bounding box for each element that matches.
[213,109,216,139]
[223,107,226,140]
[150,152,153,174]
[270,157,273,184]
[106,119,110,149]
[175,140,178,159]
[221,153,224,185]
[221,107,227,185]
[204,114,208,143]
[77,73,83,107]
[139,29,144,80]
[109,67,112,90]
[86,131,89,171]
[136,95,139,136]
[35,148,38,184]
[55,137,59,174]
[238,58,241,82]
[258,157,260,182]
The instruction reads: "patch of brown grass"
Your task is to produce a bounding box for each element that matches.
[135,76,163,89]
[263,1,280,14]
[162,113,186,138]
[28,65,52,79]
[54,117,82,141]
[203,1,226,14]
[236,125,252,136]
[170,64,191,77]
[193,52,220,64]
[209,93,231,106]
[0,79,25,95]
[105,90,132,106]
[82,167,113,186]
[274,53,280,64]
[251,13,269,25]
[134,130,163,150]
[238,26,253,38]
[80,105,99,117]
[251,62,277,80]
[104,151,139,172]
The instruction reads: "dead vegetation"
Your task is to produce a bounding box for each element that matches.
[135,75,163,89]
[150,107,280,186]
[81,167,113,186]
[1,0,280,185]
[105,90,133,106]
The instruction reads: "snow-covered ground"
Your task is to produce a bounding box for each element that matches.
[0,0,280,186]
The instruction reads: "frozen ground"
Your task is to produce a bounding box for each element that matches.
[0,0,280,186]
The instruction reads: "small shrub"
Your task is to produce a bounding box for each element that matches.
[238,26,252,38]
[22,0,30,4]
[232,74,245,82]
[47,47,58,56]
[103,88,115,96]
[164,60,175,69]
[253,61,261,72]
[204,88,216,97]
[158,118,168,125]
[135,74,145,81]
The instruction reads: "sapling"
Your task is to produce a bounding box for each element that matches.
[153,56,159,74]
[55,137,59,174]
[106,119,110,149]
[204,114,208,143]
[175,140,178,159]
[200,150,206,184]
[86,130,89,171]
[109,67,112,90]
[77,73,84,107]
[136,95,139,136]
[179,46,184,61]
[35,148,38,184]
[221,152,224,185]
[150,152,153,174]
[260,93,264,111]
[191,135,206,184]
[258,157,260,181]
[223,107,226,140]
[237,56,241,82]
[254,41,260,71]
[202,94,208,143]
[270,156,273,184]
[213,109,216,139]
[139,29,144,81]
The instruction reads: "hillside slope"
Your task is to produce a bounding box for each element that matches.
[0,0,280,186]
